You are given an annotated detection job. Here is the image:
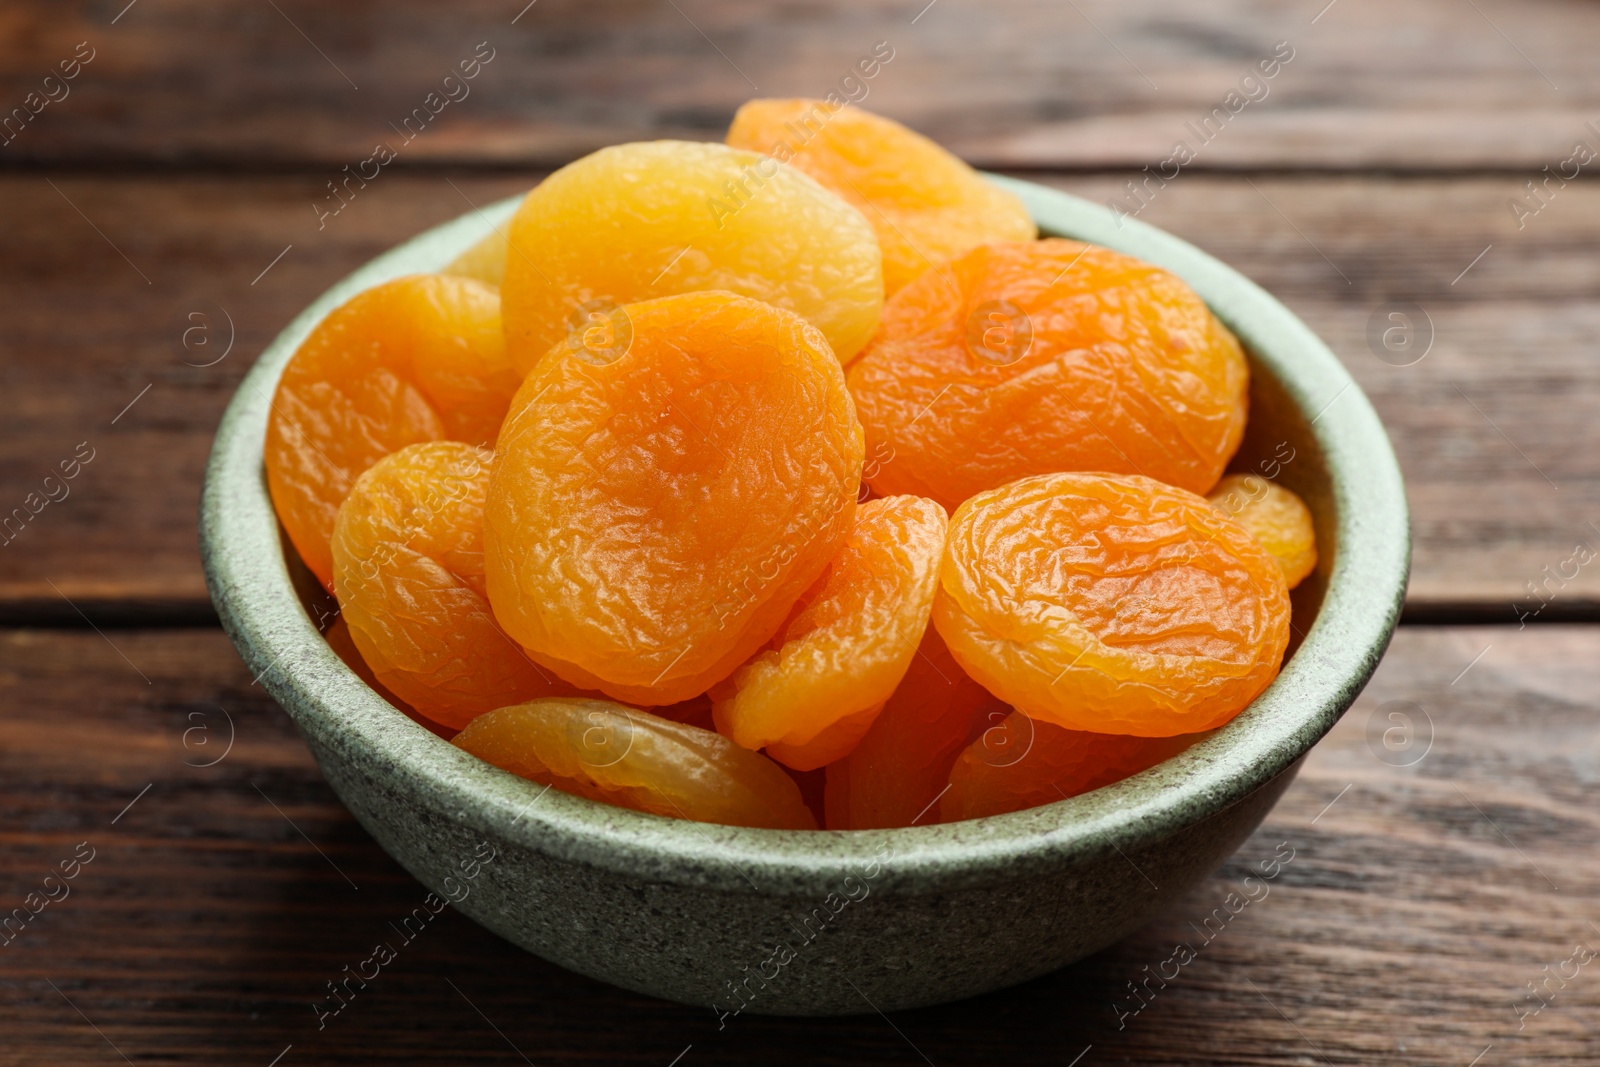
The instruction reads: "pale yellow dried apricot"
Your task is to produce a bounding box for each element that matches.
[453,698,817,830]
[444,228,507,289]
[500,140,882,372]
[1208,474,1317,589]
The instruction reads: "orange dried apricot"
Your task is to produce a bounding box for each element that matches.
[847,239,1249,512]
[500,140,883,372]
[727,100,1036,297]
[265,274,520,591]
[712,495,947,771]
[323,615,407,707]
[325,615,462,741]
[485,291,864,707]
[331,442,583,729]
[824,627,1008,829]
[1208,474,1317,589]
[933,472,1290,737]
[452,698,817,830]
[940,712,1209,822]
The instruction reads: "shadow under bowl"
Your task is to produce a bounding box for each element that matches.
[200,175,1409,1016]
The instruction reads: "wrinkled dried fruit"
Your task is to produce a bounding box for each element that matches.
[934,472,1290,737]
[712,495,948,771]
[1208,474,1317,589]
[332,442,583,729]
[824,627,1008,829]
[323,615,407,707]
[500,140,883,372]
[453,698,817,830]
[485,291,864,706]
[848,239,1249,512]
[941,711,1209,822]
[727,99,1036,297]
[265,274,520,590]
[325,615,460,741]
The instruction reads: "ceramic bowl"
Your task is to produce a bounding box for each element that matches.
[200,175,1409,1016]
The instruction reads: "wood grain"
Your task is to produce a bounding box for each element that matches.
[3,172,1596,618]
[0,0,1595,170]
[0,625,1594,1065]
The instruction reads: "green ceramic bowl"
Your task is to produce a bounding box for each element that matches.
[200,175,1409,1016]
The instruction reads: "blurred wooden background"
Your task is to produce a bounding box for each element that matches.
[1,1,1596,1064]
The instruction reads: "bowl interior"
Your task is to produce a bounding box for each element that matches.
[201,177,1409,897]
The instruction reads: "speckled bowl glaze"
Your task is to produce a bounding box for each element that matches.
[200,175,1409,1016]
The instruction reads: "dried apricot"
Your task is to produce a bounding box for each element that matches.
[824,627,1008,829]
[727,100,1036,297]
[265,274,520,591]
[326,615,461,741]
[485,291,863,706]
[940,712,1209,822]
[500,140,882,372]
[331,442,582,729]
[847,239,1249,512]
[1208,474,1317,589]
[444,227,507,289]
[933,472,1290,737]
[323,615,407,708]
[453,698,817,830]
[711,495,947,771]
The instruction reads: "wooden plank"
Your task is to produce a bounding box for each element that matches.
[0,172,524,622]
[0,625,1594,1064]
[2,172,1595,617]
[0,0,1596,170]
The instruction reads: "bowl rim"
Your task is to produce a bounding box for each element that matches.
[200,175,1409,896]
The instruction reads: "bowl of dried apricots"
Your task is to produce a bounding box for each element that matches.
[201,99,1408,1015]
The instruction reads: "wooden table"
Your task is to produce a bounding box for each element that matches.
[3,2,1596,1063]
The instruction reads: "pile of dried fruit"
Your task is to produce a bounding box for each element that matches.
[266,100,1316,831]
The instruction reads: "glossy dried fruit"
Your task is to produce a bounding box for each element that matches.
[712,495,948,771]
[323,615,406,707]
[265,274,521,590]
[1208,474,1317,589]
[940,712,1209,822]
[444,227,508,289]
[485,291,864,706]
[824,627,1008,829]
[727,99,1036,297]
[933,472,1290,737]
[453,698,817,830]
[847,239,1249,512]
[325,615,460,741]
[332,442,582,729]
[500,140,882,372]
